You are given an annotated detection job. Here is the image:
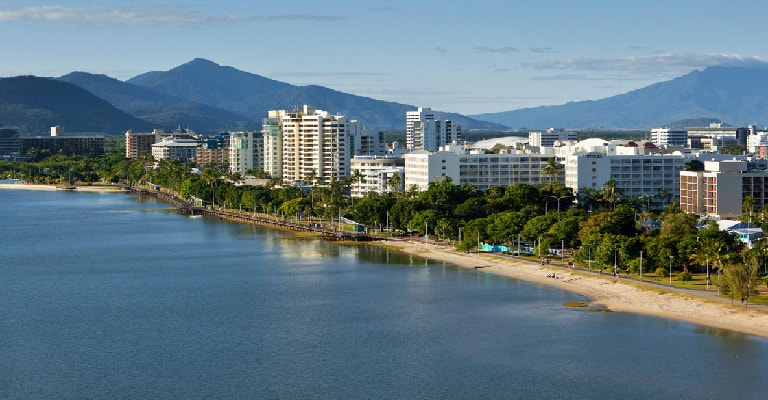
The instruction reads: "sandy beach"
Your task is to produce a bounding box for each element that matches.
[0,183,125,192]
[387,240,768,339]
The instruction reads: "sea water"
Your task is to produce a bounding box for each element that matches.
[1,189,767,399]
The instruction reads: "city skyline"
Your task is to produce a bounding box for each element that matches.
[2,0,768,115]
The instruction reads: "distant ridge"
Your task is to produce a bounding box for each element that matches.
[0,76,154,134]
[472,65,768,129]
[127,58,506,131]
[59,71,259,132]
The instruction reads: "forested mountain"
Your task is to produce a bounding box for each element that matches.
[0,76,154,134]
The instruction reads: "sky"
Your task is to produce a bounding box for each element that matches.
[2,0,768,115]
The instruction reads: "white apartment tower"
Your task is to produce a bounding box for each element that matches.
[406,107,435,150]
[229,131,263,175]
[406,108,461,151]
[262,117,283,179]
[265,105,354,185]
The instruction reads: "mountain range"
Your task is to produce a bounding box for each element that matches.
[3,60,768,135]
[472,66,768,129]
[0,58,505,135]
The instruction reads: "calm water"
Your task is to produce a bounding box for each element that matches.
[1,190,768,399]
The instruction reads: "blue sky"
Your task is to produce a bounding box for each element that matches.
[2,0,768,115]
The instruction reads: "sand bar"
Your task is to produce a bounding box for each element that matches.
[387,240,768,339]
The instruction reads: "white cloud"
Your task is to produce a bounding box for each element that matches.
[529,47,558,54]
[474,46,519,53]
[0,5,344,27]
[271,71,389,78]
[522,53,768,75]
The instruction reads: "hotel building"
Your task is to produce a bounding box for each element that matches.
[151,137,197,162]
[650,128,688,147]
[680,160,768,219]
[564,141,685,208]
[404,146,559,191]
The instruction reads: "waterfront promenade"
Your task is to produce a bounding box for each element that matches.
[123,185,376,241]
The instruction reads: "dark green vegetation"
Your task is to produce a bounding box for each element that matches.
[473,66,768,128]
[0,76,154,134]
[3,153,765,306]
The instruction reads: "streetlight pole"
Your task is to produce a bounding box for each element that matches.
[669,255,673,286]
[538,236,541,258]
[639,250,643,280]
[706,261,710,291]
[561,239,565,263]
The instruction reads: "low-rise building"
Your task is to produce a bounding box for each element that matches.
[651,127,687,147]
[126,128,195,159]
[19,134,105,157]
[529,128,578,148]
[0,126,20,157]
[350,155,405,197]
[404,146,559,191]
[151,137,197,162]
[565,142,685,209]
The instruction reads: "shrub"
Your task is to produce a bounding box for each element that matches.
[654,267,668,278]
[676,271,692,281]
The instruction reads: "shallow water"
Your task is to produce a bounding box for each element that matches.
[1,189,767,399]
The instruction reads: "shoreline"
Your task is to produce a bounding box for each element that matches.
[385,240,768,339]
[7,184,768,339]
[0,183,125,192]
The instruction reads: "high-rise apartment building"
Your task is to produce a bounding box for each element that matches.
[263,105,353,185]
[406,107,435,150]
[228,132,263,175]
[405,107,460,151]
[262,118,283,179]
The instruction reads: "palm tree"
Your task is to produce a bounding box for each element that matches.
[743,195,755,226]
[352,169,366,191]
[601,179,622,210]
[541,158,562,184]
[657,187,668,209]
[388,172,401,194]
[201,166,220,208]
